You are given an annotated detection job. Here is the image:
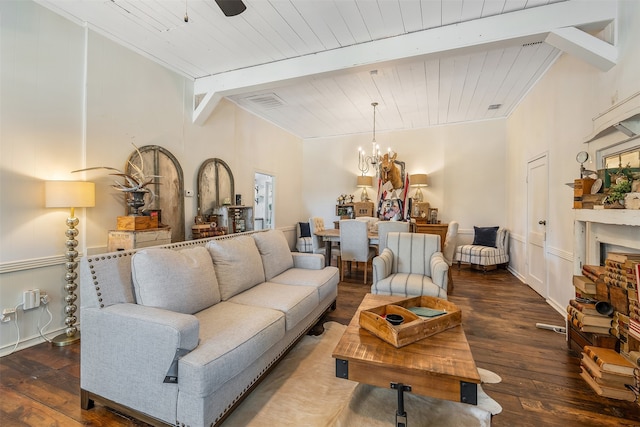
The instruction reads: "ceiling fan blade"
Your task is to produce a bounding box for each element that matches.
[215,0,246,17]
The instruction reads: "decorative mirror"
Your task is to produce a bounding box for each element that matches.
[197,158,235,218]
[126,145,185,242]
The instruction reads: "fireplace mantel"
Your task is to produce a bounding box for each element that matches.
[575,208,640,226]
[574,209,640,274]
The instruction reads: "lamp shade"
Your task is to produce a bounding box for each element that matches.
[410,174,428,187]
[45,181,95,208]
[357,175,373,188]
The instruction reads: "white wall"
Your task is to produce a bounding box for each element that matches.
[301,118,508,242]
[0,1,304,354]
[506,0,640,312]
[3,0,639,354]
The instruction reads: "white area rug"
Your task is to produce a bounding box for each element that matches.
[221,322,501,427]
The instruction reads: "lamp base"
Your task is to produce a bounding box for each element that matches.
[51,331,80,347]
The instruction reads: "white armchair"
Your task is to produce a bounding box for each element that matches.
[371,232,448,299]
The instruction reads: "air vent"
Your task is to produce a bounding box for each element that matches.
[522,41,544,47]
[488,104,502,110]
[245,94,285,109]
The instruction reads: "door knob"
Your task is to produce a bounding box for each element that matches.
[538,220,546,225]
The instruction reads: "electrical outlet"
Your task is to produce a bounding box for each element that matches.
[41,292,49,305]
[22,289,41,310]
[2,308,16,322]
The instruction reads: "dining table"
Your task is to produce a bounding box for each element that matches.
[314,228,379,267]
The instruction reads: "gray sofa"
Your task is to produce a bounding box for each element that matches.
[79,229,339,427]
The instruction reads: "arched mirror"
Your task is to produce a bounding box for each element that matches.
[126,145,185,243]
[197,158,235,218]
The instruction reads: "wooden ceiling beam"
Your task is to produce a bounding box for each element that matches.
[193,1,616,125]
[545,26,617,71]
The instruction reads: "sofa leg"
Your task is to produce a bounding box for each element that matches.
[457,261,461,270]
[81,389,94,410]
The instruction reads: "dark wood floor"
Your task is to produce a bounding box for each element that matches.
[2,265,639,426]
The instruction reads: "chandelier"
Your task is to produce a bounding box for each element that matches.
[358,102,383,176]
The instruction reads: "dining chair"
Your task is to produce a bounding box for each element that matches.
[309,217,340,264]
[339,219,376,284]
[442,221,459,291]
[376,221,410,252]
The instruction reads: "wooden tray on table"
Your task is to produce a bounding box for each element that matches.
[359,296,461,348]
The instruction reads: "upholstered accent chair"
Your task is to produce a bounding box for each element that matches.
[295,222,313,253]
[308,217,340,263]
[371,232,448,299]
[339,219,376,284]
[454,227,509,272]
[377,221,410,252]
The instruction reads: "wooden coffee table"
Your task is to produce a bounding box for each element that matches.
[332,293,481,427]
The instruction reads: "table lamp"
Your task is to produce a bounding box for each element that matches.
[409,174,428,202]
[357,175,373,202]
[45,181,95,346]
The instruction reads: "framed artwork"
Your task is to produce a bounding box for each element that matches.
[428,208,439,224]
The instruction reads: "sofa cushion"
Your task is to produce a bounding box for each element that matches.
[472,226,499,247]
[228,282,319,331]
[206,236,266,300]
[270,267,339,302]
[252,230,295,281]
[131,247,221,314]
[180,301,285,397]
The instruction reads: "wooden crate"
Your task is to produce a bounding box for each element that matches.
[359,296,461,348]
[107,228,171,252]
[567,320,618,355]
[574,178,596,197]
[117,215,158,230]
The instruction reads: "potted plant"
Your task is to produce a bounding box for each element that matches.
[604,164,633,208]
[72,144,160,215]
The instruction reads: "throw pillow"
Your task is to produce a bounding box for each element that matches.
[472,226,499,247]
[299,222,311,237]
[206,236,266,300]
[131,246,221,314]
[253,230,295,281]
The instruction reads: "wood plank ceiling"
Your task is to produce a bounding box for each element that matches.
[37,0,616,139]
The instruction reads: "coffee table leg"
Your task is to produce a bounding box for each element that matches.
[391,382,411,427]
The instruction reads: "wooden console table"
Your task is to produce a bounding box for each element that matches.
[414,222,448,250]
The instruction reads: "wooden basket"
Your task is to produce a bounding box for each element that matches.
[359,296,461,348]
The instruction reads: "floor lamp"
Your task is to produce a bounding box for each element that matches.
[45,181,95,347]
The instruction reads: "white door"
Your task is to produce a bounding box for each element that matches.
[527,155,548,297]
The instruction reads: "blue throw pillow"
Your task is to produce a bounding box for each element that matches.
[472,226,499,247]
[299,222,311,238]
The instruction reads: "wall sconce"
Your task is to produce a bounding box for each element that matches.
[356,175,373,202]
[409,174,428,202]
[45,181,95,346]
